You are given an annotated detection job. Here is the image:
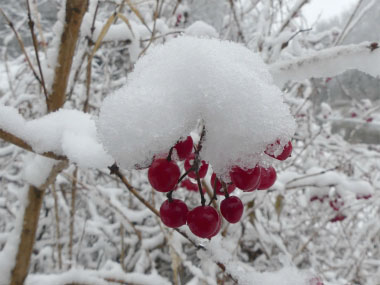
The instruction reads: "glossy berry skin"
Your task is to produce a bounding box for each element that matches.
[187,206,219,238]
[181,179,198,192]
[180,179,205,193]
[174,136,193,160]
[211,173,236,195]
[207,213,221,239]
[220,196,243,224]
[148,159,180,192]
[184,154,209,179]
[265,140,292,161]
[160,199,188,228]
[258,166,277,190]
[229,166,261,191]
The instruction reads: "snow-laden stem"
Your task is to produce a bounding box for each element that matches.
[270,41,380,86]
[0,128,67,161]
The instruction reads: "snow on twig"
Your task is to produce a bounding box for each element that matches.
[270,41,380,86]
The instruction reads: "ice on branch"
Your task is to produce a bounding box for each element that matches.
[270,42,380,86]
[0,105,112,169]
[98,36,295,177]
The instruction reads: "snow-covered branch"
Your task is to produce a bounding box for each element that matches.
[0,105,112,168]
[270,42,380,86]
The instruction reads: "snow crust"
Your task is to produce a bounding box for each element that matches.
[0,105,112,168]
[23,155,56,187]
[276,167,374,200]
[271,42,380,86]
[98,36,295,177]
[184,21,219,38]
[25,262,170,285]
[200,236,312,285]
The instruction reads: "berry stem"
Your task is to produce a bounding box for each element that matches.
[178,167,194,184]
[208,179,218,206]
[166,146,174,161]
[195,167,206,206]
[166,190,173,202]
[195,124,206,154]
[108,163,200,248]
[221,181,229,198]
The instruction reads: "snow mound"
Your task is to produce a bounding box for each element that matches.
[184,21,219,38]
[0,105,112,169]
[98,36,295,177]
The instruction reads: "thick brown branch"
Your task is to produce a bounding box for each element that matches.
[10,161,67,285]
[0,128,66,161]
[49,0,89,111]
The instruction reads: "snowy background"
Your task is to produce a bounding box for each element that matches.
[0,0,379,284]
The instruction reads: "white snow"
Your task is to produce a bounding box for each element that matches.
[25,264,171,285]
[45,0,67,91]
[0,186,29,285]
[0,105,113,169]
[270,42,380,87]
[199,236,312,285]
[184,21,219,38]
[98,36,295,178]
[23,154,56,187]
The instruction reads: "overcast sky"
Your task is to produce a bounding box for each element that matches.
[303,0,359,24]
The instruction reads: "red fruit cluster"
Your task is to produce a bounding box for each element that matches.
[145,137,292,238]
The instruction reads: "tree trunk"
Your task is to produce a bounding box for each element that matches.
[49,0,89,111]
[10,186,45,285]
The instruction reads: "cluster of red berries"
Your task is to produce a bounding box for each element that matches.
[310,192,372,223]
[146,136,292,239]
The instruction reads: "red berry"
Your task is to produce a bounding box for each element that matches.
[174,136,193,160]
[265,140,292,161]
[180,179,205,193]
[329,197,344,211]
[309,276,324,285]
[210,173,236,195]
[184,154,209,179]
[148,159,180,192]
[220,196,243,223]
[330,214,346,223]
[229,166,261,191]
[310,196,319,203]
[356,194,372,200]
[181,179,198,192]
[207,213,222,239]
[187,206,219,238]
[257,166,276,190]
[160,199,188,228]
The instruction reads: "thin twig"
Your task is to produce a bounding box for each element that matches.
[0,8,43,89]
[108,163,201,249]
[68,167,78,268]
[51,184,63,270]
[26,0,50,111]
